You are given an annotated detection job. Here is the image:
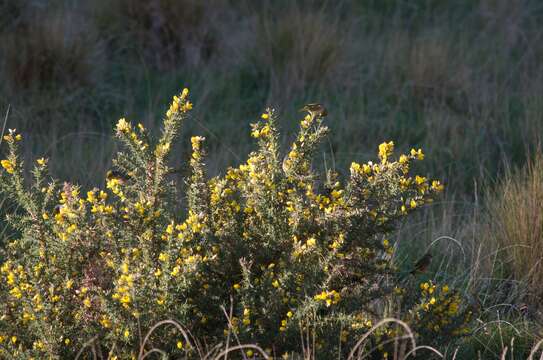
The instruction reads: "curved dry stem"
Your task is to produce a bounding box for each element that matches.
[137,319,198,359]
[475,244,531,264]
[346,318,416,360]
[482,303,520,315]
[472,320,521,337]
[451,347,459,360]
[75,336,98,360]
[426,235,466,263]
[500,346,508,360]
[140,348,167,360]
[202,343,226,360]
[527,338,543,360]
[212,344,270,360]
[403,345,444,359]
[359,335,413,360]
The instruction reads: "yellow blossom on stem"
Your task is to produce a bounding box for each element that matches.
[116,118,131,133]
[1,159,15,174]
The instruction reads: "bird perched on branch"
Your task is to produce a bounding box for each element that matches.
[410,253,432,275]
[300,103,328,118]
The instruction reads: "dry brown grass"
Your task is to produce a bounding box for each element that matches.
[483,152,543,307]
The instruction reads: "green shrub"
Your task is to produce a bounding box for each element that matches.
[0,89,473,358]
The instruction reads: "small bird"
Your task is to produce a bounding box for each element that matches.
[410,253,432,275]
[106,170,129,184]
[300,103,328,118]
[53,204,64,215]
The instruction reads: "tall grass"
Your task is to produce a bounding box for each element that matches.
[483,153,543,308]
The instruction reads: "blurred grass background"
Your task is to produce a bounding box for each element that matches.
[2,0,543,352]
[3,0,543,189]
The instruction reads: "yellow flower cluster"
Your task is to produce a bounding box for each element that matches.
[0,130,22,174]
[314,290,341,307]
[378,141,395,163]
[2,128,22,143]
[166,88,191,118]
[251,111,274,138]
[112,262,135,309]
[116,118,131,133]
[414,281,469,334]
[0,159,15,174]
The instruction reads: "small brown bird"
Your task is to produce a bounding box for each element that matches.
[106,170,129,184]
[300,103,328,118]
[410,253,432,275]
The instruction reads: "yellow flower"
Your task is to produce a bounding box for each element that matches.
[421,282,430,291]
[11,336,17,344]
[10,287,22,299]
[246,350,254,357]
[100,316,111,328]
[120,294,131,305]
[64,338,71,345]
[431,180,444,192]
[158,253,169,262]
[233,283,241,290]
[410,148,425,160]
[350,162,361,173]
[124,329,130,338]
[116,118,131,133]
[1,159,15,174]
[415,175,427,185]
[261,113,269,120]
[36,158,46,166]
[378,141,394,162]
[177,340,184,349]
[306,237,316,247]
[171,266,180,276]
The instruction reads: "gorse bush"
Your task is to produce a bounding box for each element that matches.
[0,89,474,358]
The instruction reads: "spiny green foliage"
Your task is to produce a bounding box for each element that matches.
[0,89,474,358]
